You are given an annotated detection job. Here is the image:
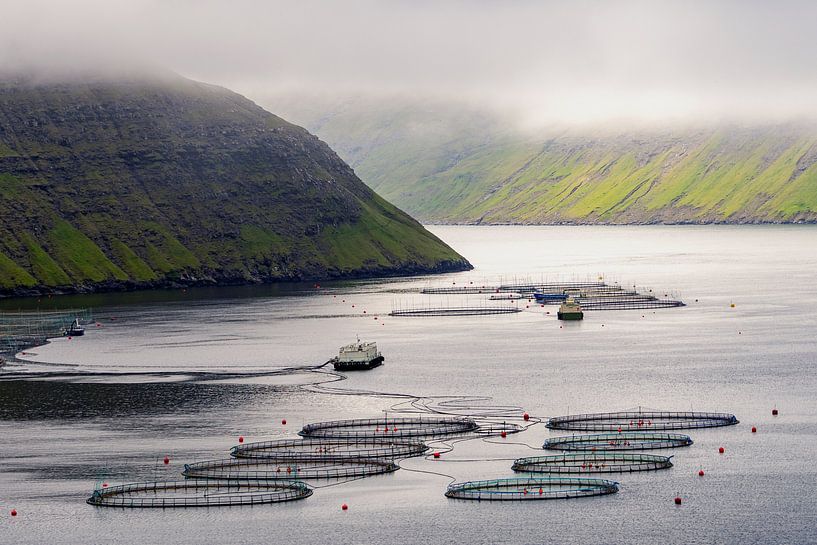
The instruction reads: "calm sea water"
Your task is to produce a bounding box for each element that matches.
[1,225,816,545]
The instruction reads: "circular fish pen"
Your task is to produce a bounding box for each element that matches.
[182,458,398,480]
[231,438,428,460]
[512,453,674,474]
[389,307,521,317]
[474,422,525,436]
[86,479,312,508]
[300,416,479,440]
[445,477,619,501]
[544,432,693,451]
[547,410,739,431]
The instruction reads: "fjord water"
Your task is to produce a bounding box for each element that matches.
[1,225,816,545]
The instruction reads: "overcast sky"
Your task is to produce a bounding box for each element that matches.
[3,0,817,124]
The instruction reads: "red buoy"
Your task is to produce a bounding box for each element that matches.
[500,431,507,438]
[433,452,441,459]
[772,408,779,416]
[698,470,705,477]
[523,413,530,421]
[10,509,17,517]
[341,503,348,511]
[718,447,725,454]
[103,483,108,488]
[239,436,244,443]
[163,456,170,465]
[282,419,287,425]
[674,497,682,505]
[751,426,757,433]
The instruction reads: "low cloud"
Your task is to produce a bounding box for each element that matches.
[3,0,817,125]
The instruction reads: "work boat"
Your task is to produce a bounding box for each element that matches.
[557,297,584,321]
[65,318,85,336]
[332,339,384,371]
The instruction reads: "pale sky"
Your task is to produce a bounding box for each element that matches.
[3,0,817,124]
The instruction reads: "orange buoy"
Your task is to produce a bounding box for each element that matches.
[239,436,244,443]
[433,452,441,459]
[523,412,530,421]
[10,509,17,517]
[674,497,682,505]
[751,426,757,433]
[772,408,778,416]
[730,303,735,308]
[718,447,725,454]
[163,456,170,465]
[698,470,705,477]
[341,503,348,511]
[282,419,287,425]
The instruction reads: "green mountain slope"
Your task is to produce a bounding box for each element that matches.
[0,74,470,295]
[268,97,817,224]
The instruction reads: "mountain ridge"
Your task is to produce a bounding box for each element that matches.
[0,75,471,296]
[263,96,817,225]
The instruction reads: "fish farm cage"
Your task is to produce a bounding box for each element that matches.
[86,479,312,508]
[544,432,694,451]
[445,477,619,501]
[579,299,685,311]
[0,308,92,353]
[420,282,608,295]
[546,410,739,431]
[389,306,521,317]
[231,438,429,460]
[473,422,525,436]
[182,458,399,480]
[512,453,674,474]
[300,416,480,440]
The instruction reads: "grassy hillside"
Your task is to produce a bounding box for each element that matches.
[0,75,470,295]
[267,96,817,224]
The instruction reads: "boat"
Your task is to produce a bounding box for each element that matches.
[332,339,384,371]
[557,297,584,321]
[65,318,85,337]
[533,292,568,303]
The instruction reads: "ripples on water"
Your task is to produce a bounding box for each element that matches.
[1,226,816,545]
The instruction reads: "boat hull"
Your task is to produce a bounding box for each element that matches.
[557,311,584,321]
[333,355,384,371]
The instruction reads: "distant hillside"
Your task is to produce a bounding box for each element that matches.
[267,96,817,224]
[0,74,470,296]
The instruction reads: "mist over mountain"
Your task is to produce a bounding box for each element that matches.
[264,94,817,224]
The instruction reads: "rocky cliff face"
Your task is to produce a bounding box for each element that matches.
[0,73,470,295]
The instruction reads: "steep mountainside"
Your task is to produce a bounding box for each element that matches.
[0,74,470,295]
[268,97,817,224]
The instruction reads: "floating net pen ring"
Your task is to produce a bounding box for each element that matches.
[231,438,428,460]
[445,477,619,501]
[86,479,312,508]
[182,458,398,480]
[543,432,693,451]
[299,417,479,440]
[512,453,673,473]
[546,410,738,431]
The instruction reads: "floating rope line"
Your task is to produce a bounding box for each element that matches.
[182,458,398,480]
[546,410,738,431]
[543,432,693,451]
[445,477,619,501]
[86,479,311,508]
[512,453,674,474]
